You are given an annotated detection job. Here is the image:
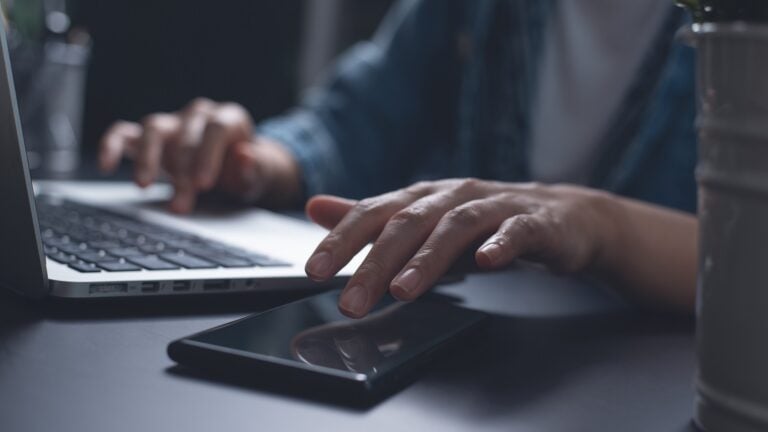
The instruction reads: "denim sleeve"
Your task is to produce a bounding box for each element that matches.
[256,0,460,201]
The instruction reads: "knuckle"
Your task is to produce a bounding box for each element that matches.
[408,252,434,276]
[318,233,345,252]
[444,204,482,226]
[412,245,436,263]
[404,181,432,195]
[511,214,541,240]
[220,102,247,114]
[206,113,230,130]
[110,120,136,133]
[354,198,387,219]
[497,191,523,206]
[206,106,251,140]
[455,177,483,194]
[526,181,545,191]
[142,113,172,131]
[357,259,386,278]
[390,206,430,229]
[214,103,250,126]
[187,97,214,112]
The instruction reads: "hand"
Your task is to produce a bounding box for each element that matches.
[99,98,301,212]
[304,179,620,318]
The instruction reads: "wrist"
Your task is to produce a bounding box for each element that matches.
[586,189,625,276]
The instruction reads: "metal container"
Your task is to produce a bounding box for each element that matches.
[692,22,768,432]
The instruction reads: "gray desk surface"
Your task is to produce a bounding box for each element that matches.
[0,266,698,432]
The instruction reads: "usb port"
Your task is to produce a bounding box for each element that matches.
[141,282,160,293]
[172,281,191,292]
[203,280,229,291]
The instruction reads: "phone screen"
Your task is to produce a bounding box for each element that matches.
[182,290,487,382]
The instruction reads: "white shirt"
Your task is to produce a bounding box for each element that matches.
[528,0,671,184]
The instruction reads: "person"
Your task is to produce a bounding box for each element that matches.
[99,0,698,318]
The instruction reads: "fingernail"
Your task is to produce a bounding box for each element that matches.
[306,251,332,280]
[479,243,501,265]
[392,268,421,296]
[339,285,368,316]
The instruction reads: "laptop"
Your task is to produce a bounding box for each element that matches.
[0,20,362,299]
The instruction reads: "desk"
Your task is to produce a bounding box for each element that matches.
[0,266,697,432]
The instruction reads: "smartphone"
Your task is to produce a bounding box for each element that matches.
[167,290,487,403]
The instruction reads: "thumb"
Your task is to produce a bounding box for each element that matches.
[218,141,265,201]
[306,195,356,230]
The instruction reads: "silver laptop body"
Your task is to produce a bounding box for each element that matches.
[0,19,359,299]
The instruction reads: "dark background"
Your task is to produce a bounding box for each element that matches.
[5,0,395,171]
[74,0,395,155]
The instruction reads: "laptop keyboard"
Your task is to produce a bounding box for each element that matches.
[35,196,291,273]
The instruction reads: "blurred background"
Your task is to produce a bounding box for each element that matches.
[0,0,395,178]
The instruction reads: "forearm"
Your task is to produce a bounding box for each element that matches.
[257,1,460,200]
[597,194,698,312]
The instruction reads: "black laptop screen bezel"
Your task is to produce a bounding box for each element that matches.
[0,19,49,298]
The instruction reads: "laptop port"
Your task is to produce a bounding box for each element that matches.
[203,280,229,291]
[140,282,160,293]
[90,283,128,295]
[172,281,191,292]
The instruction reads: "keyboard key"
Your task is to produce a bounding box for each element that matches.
[107,247,144,257]
[128,255,181,271]
[37,197,286,271]
[43,236,72,247]
[139,242,167,254]
[123,234,149,246]
[75,251,115,263]
[88,240,121,250]
[98,260,143,272]
[48,251,79,264]
[204,255,255,268]
[57,243,89,254]
[160,252,217,269]
[68,261,101,273]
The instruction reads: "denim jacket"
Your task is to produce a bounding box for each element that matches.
[258,0,697,213]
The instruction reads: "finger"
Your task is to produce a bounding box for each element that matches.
[338,188,488,318]
[476,213,566,270]
[390,197,521,301]
[183,97,215,117]
[175,98,215,160]
[99,121,141,173]
[169,178,198,214]
[305,184,433,283]
[219,141,267,202]
[305,195,357,230]
[163,103,214,212]
[194,104,252,190]
[135,114,180,187]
